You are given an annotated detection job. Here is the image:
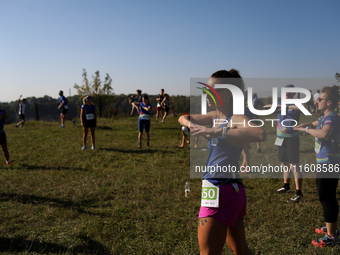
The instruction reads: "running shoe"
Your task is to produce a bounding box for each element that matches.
[315,226,339,235]
[255,148,262,154]
[6,161,12,165]
[91,145,95,150]
[287,193,303,203]
[59,125,65,128]
[81,146,87,150]
[15,125,18,128]
[72,119,76,126]
[276,186,291,193]
[312,234,340,247]
[162,119,165,123]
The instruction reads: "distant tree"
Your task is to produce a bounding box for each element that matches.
[74,69,114,117]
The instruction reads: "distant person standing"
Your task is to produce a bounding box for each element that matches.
[275,85,303,203]
[161,93,170,123]
[314,90,321,115]
[156,89,165,122]
[128,94,138,117]
[252,93,264,153]
[132,95,152,148]
[129,90,143,116]
[58,90,76,128]
[80,96,97,150]
[0,108,11,165]
[15,95,26,128]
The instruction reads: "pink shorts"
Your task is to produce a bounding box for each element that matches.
[198,183,247,226]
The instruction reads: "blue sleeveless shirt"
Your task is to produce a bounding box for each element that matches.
[203,112,243,185]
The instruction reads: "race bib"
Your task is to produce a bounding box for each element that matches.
[315,139,321,153]
[86,113,95,120]
[201,180,219,208]
[64,105,69,109]
[275,137,284,146]
[140,113,149,120]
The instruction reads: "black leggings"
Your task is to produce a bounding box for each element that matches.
[316,178,339,223]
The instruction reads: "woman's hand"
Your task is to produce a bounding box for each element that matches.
[190,124,221,138]
[292,126,305,132]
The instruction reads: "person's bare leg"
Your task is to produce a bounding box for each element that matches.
[90,127,95,146]
[198,217,227,255]
[60,113,65,126]
[282,161,291,185]
[241,142,250,168]
[291,164,302,191]
[83,127,88,147]
[1,143,9,161]
[226,218,253,255]
[326,222,338,238]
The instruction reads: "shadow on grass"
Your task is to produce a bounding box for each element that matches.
[0,193,109,217]
[0,235,111,254]
[97,126,113,130]
[19,164,86,171]
[100,148,158,154]
[154,127,180,130]
[100,147,176,154]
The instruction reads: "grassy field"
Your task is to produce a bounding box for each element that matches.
[0,114,340,254]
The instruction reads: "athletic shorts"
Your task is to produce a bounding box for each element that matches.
[83,119,96,128]
[138,119,150,132]
[61,108,68,115]
[198,183,247,226]
[0,131,7,144]
[19,114,25,120]
[156,106,163,111]
[164,106,169,113]
[278,136,300,164]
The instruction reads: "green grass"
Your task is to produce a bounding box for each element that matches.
[0,115,339,254]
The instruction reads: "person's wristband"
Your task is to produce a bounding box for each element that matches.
[305,126,309,133]
[222,126,230,138]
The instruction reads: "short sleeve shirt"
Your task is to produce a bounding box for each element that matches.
[316,112,340,164]
[0,109,5,130]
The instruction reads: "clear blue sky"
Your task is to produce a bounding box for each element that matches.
[1,0,339,102]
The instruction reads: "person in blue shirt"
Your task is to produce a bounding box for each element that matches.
[179,69,266,255]
[58,90,76,128]
[80,96,97,150]
[0,109,11,165]
[294,85,340,247]
[133,95,152,148]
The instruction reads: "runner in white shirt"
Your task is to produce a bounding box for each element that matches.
[15,95,26,128]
